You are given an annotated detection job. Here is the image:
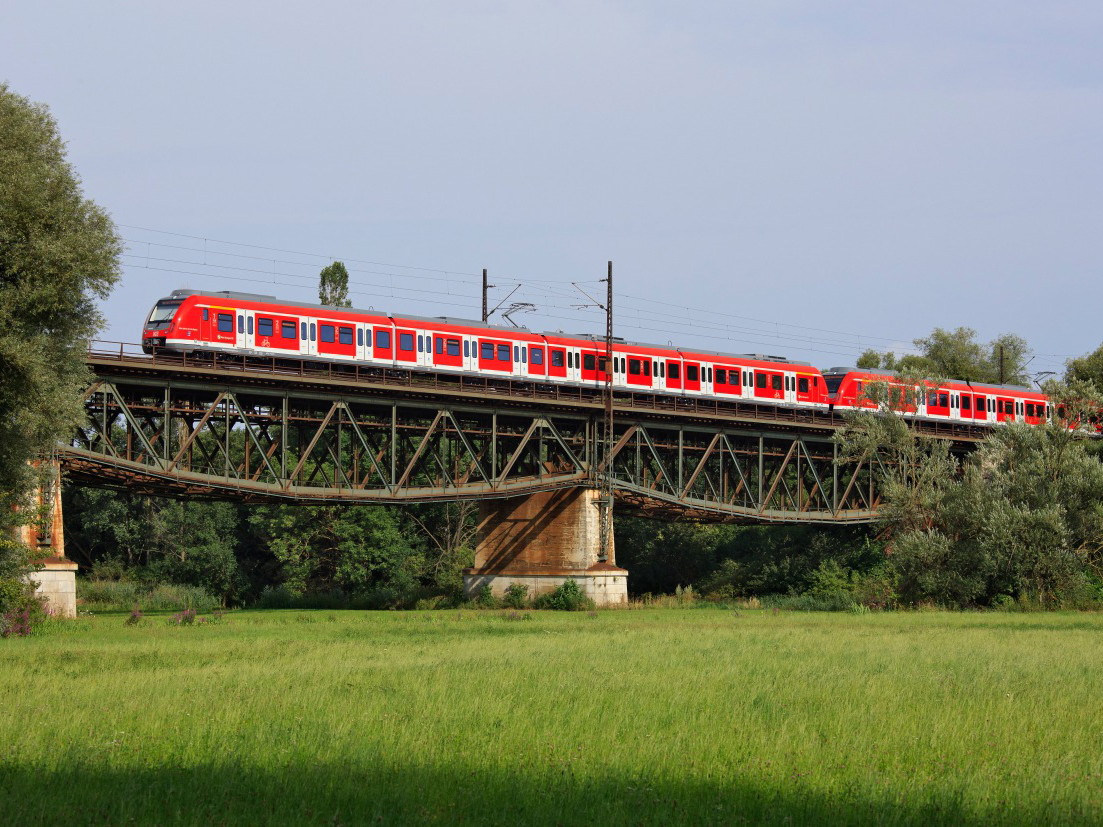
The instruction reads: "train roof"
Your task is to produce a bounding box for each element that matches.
[160,289,806,366]
[164,290,532,334]
[556,332,810,366]
[823,366,1035,394]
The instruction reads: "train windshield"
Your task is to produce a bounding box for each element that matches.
[823,375,844,396]
[145,302,179,328]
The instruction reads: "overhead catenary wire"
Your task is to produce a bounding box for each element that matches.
[119,227,1081,371]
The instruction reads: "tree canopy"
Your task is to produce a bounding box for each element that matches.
[0,83,120,608]
[318,260,351,307]
[1065,343,1103,390]
[856,327,1032,386]
[836,380,1103,607]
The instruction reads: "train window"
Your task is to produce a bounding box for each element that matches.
[399,333,414,351]
[434,336,443,354]
[248,317,254,335]
[375,330,390,349]
[707,367,713,383]
[357,329,364,347]
[481,342,494,360]
[798,378,809,393]
[514,346,520,362]
[938,393,948,407]
[629,359,641,376]
[584,353,596,371]
[417,335,424,352]
[320,324,335,343]
[598,356,607,373]
[531,348,543,365]
[716,369,726,385]
[660,363,665,378]
[551,350,563,367]
[644,361,650,377]
[258,318,274,337]
[498,344,510,362]
[238,315,244,334]
[521,347,527,363]
[447,339,460,357]
[310,323,316,341]
[300,322,307,340]
[202,308,209,321]
[665,362,677,380]
[687,365,699,382]
[284,321,298,340]
[463,341,470,358]
[962,396,971,411]
[1026,403,1034,417]
[217,313,233,333]
[756,372,766,389]
[339,327,353,345]
[771,375,782,391]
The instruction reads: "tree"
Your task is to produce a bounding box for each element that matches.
[838,380,1103,607]
[1065,343,1103,390]
[318,261,351,307]
[856,349,896,370]
[904,327,1032,386]
[0,83,121,610]
[250,504,422,602]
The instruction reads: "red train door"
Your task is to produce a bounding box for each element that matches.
[684,362,701,393]
[373,326,393,364]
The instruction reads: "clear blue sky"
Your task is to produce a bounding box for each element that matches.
[3,1,1100,378]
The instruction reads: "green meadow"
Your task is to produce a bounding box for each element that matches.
[1,609,1101,826]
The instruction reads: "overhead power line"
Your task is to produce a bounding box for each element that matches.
[118,225,1080,369]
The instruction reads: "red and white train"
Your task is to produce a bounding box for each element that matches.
[142,289,1052,428]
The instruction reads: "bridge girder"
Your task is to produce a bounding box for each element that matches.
[59,350,938,523]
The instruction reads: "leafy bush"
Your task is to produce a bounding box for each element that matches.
[473,584,499,609]
[533,579,595,611]
[1,601,47,638]
[502,583,529,609]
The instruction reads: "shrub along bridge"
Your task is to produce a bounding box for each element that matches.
[49,344,988,607]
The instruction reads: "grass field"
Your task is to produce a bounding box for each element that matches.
[1,608,1101,826]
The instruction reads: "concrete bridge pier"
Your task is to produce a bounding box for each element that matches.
[16,461,77,618]
[463,488,628,608]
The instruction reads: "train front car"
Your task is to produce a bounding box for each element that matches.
[142,291,192,353]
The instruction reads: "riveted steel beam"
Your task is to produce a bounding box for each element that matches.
[63,363,894,522]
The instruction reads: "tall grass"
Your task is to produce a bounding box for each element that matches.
[1,609,1100,825]
[77,578,220,613]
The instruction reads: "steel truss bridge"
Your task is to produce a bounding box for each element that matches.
[62,344,987,524]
